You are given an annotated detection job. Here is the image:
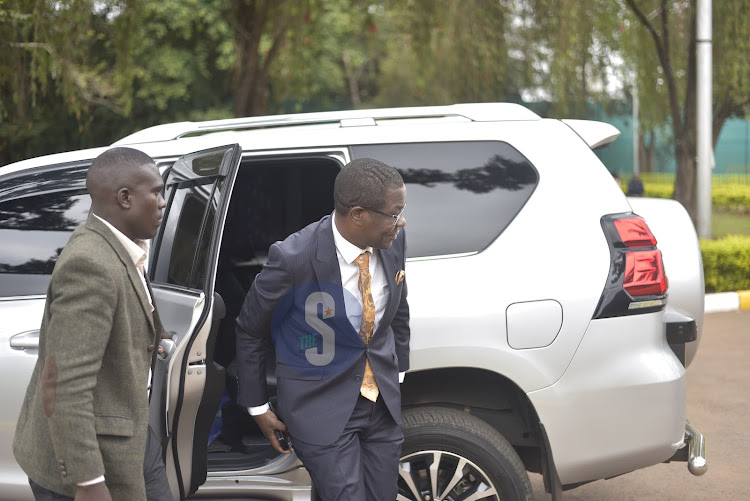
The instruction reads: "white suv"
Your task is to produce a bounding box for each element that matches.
[0,103,706,500]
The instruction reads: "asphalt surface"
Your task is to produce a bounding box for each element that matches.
[530,309,750,500]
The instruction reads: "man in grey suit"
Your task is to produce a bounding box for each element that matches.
[236,158,410,500]
[14,148,169,501]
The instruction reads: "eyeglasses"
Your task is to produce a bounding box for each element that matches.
[361,205,406,228]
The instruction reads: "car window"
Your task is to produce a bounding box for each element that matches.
[350,141,539,258]
[0,184,91,297]
[152,147,231,290]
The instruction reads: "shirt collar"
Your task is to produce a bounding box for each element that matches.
[332,212,372,264]
[93,214,149,269]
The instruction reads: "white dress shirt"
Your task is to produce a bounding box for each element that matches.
[331,212,390,333]
[93,214,153,311]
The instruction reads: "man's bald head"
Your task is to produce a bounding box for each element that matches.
[86,147,156,204]
[87,147,164,241]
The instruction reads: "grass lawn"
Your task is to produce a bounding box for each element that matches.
[712,210,750,238]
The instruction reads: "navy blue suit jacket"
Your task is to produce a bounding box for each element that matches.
[235,215,410,446]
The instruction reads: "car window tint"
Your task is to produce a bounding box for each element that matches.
[0,190,91,296]
[152,147,230,290]
[350,141,539,258]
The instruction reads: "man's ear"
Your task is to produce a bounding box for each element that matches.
[117,187,131,209]
[350,207,366,226]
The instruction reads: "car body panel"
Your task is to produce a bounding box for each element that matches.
[528,312,686,484]
[0,104,704,498]
[0,298,46,501]
[627,197,704,367]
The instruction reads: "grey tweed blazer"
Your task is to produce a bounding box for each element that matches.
[13,215,162,500]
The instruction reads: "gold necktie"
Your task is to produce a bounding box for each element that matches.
[354,252,379,401]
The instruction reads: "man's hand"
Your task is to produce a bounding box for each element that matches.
[150,328,175,355]
[75,481,112,501]
[252,410,292,454]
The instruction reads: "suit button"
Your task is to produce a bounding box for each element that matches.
[61,471,67,478]
[355,376,362,382]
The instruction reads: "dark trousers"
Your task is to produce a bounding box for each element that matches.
[29,425,171,501]
[290,394,404,501]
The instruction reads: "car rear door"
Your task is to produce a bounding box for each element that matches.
[147,144,241,500]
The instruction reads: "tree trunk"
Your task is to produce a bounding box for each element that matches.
[674,5,698,225]
[342,51,362,109]
[639,129,655,174]
[672,138,697,222]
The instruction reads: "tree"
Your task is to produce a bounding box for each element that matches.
[268,0,377,112]
[622,0,750,222]
[229,0,315,117]
[514,0,624,118]
[370,0,517,107]
[0,0,139,165]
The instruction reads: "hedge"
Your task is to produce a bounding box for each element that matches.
[700,235,750,293]
[633,181,750,212]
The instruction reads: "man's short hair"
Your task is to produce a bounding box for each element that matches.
[86,147,156,191]
[334,158,404,214]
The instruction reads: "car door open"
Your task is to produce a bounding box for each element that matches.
[147,144,242,501]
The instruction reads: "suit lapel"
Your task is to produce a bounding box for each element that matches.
[86,217,156,332]
[312,216,342,286]
[312,216,359,337]
[374,244,398,338]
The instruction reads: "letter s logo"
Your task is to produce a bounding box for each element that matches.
[304,292,335,366]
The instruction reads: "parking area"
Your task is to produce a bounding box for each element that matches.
[531,309,750,500]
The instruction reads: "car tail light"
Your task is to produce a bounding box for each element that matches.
[614,218,657,248]
[622,250,668,296]
[594,214,668,318]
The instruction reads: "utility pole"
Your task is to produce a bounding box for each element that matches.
[633,78,640,177]
[696,0,712,238]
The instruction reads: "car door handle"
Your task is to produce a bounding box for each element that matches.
[159,337,177,359]
[10,330,40,350]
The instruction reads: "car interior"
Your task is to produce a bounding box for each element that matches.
[203,156,340,472]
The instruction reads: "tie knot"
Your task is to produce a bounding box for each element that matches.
[354,251,370,271]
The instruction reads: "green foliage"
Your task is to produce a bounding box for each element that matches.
[372,0,514,108]
[639,178,750,212]
[700,235,750,293]
[0,0,144,164]
[642,182,673,199]
[713,185,750,213]
[517,0,622,118]
[1,0,748,172]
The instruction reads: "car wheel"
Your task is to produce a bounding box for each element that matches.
[399,407,533,501]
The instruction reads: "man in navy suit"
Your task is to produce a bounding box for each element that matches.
[236,158,410,500]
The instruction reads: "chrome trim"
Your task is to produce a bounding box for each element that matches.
[0,295,46,302]
[406,251,478,262]
[685,421,707,476]
[628,298,667,310]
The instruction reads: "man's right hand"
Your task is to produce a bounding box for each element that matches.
[252,410,292,454]
[75,481,112,501]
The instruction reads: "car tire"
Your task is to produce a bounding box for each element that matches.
[399,406,533,501]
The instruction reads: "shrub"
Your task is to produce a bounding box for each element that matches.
[628,178,750,213]
[700,235,750,293]
[713,184,750,213]
[643,183,673,199]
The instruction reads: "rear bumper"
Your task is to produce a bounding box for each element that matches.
[528,312,687,485]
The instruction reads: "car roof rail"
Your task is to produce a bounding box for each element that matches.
[112,103,541,146]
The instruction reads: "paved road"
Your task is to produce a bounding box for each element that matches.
[531,310,750,500]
